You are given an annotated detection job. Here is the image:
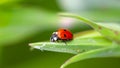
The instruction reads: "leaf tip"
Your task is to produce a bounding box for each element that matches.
[28,42,48,51]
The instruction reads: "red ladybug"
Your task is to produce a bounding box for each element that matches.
[50,28,73,42]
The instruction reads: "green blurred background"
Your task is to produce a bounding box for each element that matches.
[0,0,120,68]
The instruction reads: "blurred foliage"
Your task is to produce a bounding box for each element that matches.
[0,0,120,68]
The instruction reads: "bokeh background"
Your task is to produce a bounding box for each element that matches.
[0,0,120,68]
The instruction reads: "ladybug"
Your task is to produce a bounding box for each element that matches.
[50,28,73,42]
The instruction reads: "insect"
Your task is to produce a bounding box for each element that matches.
[50,28,73,43]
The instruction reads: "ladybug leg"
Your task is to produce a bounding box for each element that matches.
[55,38,59,42]
[63,39,72,45]
[62,40,67,45]
[56,37,62,42]
[64,41,67,45]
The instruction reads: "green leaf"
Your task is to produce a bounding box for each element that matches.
[59,13,120,43]
[60,45,120,68]
[29,30,112,54]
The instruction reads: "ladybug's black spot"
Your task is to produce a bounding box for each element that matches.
[64,34,67,37]
[64,29,66,31]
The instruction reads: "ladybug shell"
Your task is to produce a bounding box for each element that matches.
[57,29,73,40]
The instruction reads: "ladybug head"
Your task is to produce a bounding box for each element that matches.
[50,32,59,42]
